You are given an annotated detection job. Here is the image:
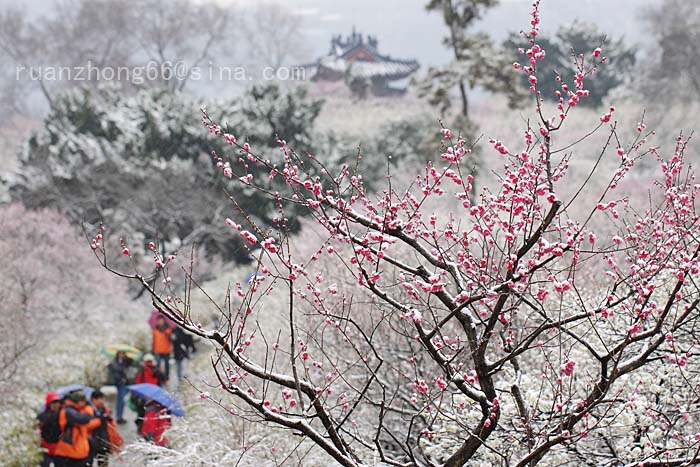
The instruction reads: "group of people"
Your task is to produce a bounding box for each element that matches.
[37,385,175,467]
[107,315,195,424]
[37,314,196,466]
[36,389,123,467]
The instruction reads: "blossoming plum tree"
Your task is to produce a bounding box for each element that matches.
[94,3,700,466]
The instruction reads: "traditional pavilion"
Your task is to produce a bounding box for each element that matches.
[304,29,420,96]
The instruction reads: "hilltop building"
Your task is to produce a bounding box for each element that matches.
[304,29,420,97]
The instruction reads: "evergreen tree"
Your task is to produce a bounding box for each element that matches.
[417,0,525,120]
[505,22,636,107]
[6,85,323,263]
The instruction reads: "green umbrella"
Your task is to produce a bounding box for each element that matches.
[101,344,143,361]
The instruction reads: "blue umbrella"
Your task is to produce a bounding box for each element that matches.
[56,384,94,400]
[127,383,184,417]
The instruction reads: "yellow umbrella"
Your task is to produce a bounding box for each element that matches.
[101,344,143,361]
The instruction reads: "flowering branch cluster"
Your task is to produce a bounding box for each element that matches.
[93,3,700,466]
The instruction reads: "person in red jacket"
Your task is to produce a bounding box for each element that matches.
[54,390,102,467]
[133,354,166,433]
[140,401,171,447]
[37,392,63,467]
[135,354,166,386]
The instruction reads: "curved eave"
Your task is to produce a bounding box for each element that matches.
[317,58,420,80]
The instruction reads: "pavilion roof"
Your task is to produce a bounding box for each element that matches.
[303,29,420,81]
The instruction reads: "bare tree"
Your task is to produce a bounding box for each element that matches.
[0,0,236,114]
[0,8,46,114]
[242,2,308,72]
[640,0,700,102]
[131,0,232,92]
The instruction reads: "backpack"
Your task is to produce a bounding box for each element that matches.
[39,410,62,444]
[106,421,124,452]
[136,364,166,386]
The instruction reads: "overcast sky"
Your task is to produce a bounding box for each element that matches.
[2,0,656,69]
[288,0,656,67]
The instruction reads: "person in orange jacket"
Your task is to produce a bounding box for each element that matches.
[53,390,102,467]
[152,316,173,381]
